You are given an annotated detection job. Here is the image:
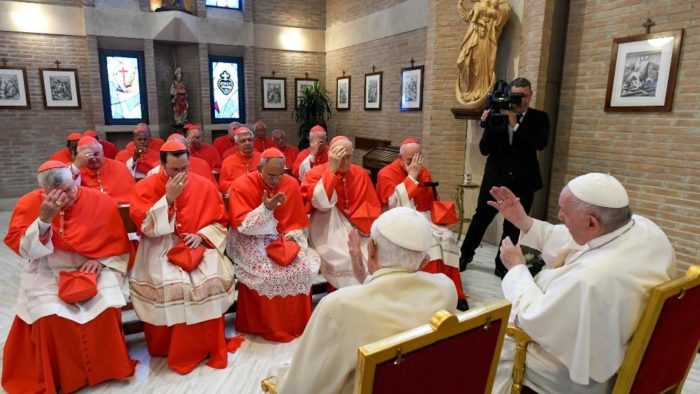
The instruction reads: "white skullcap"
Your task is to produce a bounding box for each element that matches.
[371,207,433,252]
[567,173,629,208]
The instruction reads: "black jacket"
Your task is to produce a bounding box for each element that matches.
[479,107,549,192]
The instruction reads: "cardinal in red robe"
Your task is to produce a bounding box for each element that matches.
[376,138,468,310]
[213,121,241,156]
[252,120,274,153]
[228,148,321,342]
[48,132,81,164]
[219,127,261,195]
[293,124,329,181]
[115,125,161,179]
[128,141,237,374]
[185,124,222,172]
[3,161,135,393]
[301,136,381,289]
[146,134,217,185]
[70,136,135,203]
[271,129,299,170]
[83,129,118,160]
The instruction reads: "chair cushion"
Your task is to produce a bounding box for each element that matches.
[371,319,502,394]
[630,285,700,394]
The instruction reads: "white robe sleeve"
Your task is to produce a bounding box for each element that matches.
[310,178,338,211]
[141,195,175,237]
[19,218,55,260]
[278,300,354,394]
[97,254,129,275]
[519,218,579,269]
[297,155,313,182]
[236,203,278,236]
[197,222,229,254]
[387,177,417,209]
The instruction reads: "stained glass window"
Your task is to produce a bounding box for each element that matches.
[205,0,240,9]
[98,50,148,125]
[210,56,245,123]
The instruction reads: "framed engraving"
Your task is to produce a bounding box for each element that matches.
[400,65,423,111]
[364,71,382,111]
[261,77,287,110]
[40,68,81,109]
[336,75,351,111]
[0,67,30,109]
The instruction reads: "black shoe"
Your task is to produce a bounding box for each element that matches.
[457,299,470,311]
[459,255,473,272]
[494,267,507,279]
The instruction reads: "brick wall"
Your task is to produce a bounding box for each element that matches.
[325,28,426,148]
[554,0,700,269]
[154,43,175,129]
[14,0,82,6]
[253,0,325,30]
[0,32,93,198]
[254,48,326,147]
[326,0,405,28]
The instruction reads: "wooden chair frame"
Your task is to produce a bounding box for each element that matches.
[508,265,700,394]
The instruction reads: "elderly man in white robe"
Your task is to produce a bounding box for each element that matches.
[490,173,676,394]
[275,207,457,394]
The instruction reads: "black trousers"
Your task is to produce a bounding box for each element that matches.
[460,176,535,272]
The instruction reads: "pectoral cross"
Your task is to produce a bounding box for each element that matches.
[117,66,129,86]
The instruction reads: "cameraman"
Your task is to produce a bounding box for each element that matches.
[459,77,549,278]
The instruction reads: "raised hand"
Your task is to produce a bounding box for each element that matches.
[263,190,286,210]
[166,172,187,204]
[39,189,69,222]
[183,233,203,248]
[347,229,367,282]
[487,186,533,232]
[328,145,347,173]
[407,152,424,179]
[499,236,525,270]
[73,148,93,169]
[310,137,323,156]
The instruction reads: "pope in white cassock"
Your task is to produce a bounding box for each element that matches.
[490,173,676,393]
[276,207,457,394]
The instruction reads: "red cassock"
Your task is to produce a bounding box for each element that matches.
[229,172,312,342]
[100,140,119,160]
[219,150,261,195]
[376,159,466,301]
[3,187,135,393]
[190,143,222,172]
[301,163,382,228]
[213,135,236,157]
[188,156,217,185]
[292,145,329,180]
[48,148,73,164]
[126,137,164,151]
[253,137,274,153]
[115,147,161,176]
[79,158,135,204]
[129,171,232,374]
[279,145,300,170]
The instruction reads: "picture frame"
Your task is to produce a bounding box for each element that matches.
[604,29,683,112]
[98,49,149,125]
[364,71,382,111]
[295,78,318,108]
[209,55,246,123]
[40,68,81,109]
[0,66,30,109]
[336,75,351,111]
[400,65,424,111]
[261,77,287,110]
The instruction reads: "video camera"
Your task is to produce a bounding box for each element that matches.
[482,79,524,130]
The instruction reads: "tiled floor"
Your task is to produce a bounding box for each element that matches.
[0,210,697,393]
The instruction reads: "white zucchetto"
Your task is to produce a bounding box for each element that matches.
[567,173,629,208]
[371,207,433,252]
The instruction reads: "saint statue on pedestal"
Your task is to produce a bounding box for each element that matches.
[170,67,188,126]
[455,0,511,108]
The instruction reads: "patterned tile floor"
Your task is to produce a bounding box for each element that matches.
[0,211,697,393]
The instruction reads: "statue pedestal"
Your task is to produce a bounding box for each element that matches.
[451,107,482,120]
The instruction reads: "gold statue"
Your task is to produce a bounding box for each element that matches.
[455,0,511,108]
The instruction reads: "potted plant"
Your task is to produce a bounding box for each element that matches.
[293,81,332,149]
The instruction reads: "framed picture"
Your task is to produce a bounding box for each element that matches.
[295,78,318,108]
[336,75,351,111]
[98,49,149,125]
[604,29,683,112]
[39,68,81,109]
[261,77,287,110]
[205,0,241,9]
[0,67,30,109]
[364,71,382,111]
[209,56,246,123]
[400,65,423,111]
